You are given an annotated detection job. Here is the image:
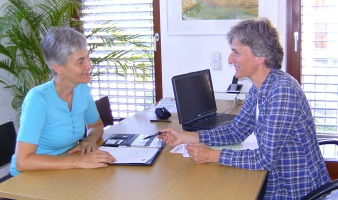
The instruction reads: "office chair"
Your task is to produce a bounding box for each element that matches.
[95,96,115,127]
[318,139,338,180]
[0,120,16,184]
[301,139,338,200]
[0,120,16,167]
[83,96,124,138]
[301,180,338,200]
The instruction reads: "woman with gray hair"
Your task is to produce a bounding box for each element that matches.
[158,17,330,199]
[9,27,116,176]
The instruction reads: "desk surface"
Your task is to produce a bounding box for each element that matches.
[0,100,266,200]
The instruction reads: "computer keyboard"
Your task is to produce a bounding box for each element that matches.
[190,113,236,129]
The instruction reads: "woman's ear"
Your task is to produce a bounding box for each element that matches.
[257,57,266,66]
[53,63,62,74]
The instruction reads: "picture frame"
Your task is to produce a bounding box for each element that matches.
[166,0,263,36]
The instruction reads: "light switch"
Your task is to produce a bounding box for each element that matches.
[212,61,221,70]
[211,51,220,61]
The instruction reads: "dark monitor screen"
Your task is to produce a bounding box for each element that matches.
[171,69,217,124]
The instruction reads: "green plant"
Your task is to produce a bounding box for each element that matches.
[0,0,152,123]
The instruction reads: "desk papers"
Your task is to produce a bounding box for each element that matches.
[170,144,189,157]
[99,146,161,166]
[148,97,177,113]
[102,133,163,148]
[170,134,258,158]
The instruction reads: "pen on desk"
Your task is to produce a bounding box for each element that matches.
[143,131,163,140]
[150,119,172,123]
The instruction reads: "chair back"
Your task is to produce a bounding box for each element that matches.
[301,179,338,200]
[0,121,17,167]
[95,96,114,127]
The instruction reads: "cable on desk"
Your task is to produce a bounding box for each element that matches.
[223,93,244,114]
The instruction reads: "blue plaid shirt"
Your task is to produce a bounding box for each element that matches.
[199,68,330,199]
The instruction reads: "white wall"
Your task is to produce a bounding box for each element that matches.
[0,0,16,125]
[160,0,287,99]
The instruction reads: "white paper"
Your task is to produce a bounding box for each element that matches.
[131,134,149,146]
[131,134,163,148]
[99,146,159,164]
[149,97,177,113]
[170,144,189,157]
[170,135,258,158]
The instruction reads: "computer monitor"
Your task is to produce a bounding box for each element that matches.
[171,69,217,124]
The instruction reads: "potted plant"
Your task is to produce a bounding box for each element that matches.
[0,0,152,123]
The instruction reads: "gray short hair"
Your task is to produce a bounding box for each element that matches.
[226,17,284,69]
[41,27,88,76]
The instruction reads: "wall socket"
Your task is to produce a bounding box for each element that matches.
[212,61,221,70]
[211,51,220,61]
[211,51,221,70]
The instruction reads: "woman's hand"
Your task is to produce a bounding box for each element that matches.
[186,143,220,164]
[68,139,98,155]
[77,149,116,168]
[16,141,116,171]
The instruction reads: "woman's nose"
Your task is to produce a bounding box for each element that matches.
[85,58,93,69]
[228,52,235,64]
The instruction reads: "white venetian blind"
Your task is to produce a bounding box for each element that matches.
[80,0,155,119]
[301,0,338,138]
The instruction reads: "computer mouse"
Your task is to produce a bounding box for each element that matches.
[155,107,171,119]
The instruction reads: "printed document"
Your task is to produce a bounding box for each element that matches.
[99,146,160,164]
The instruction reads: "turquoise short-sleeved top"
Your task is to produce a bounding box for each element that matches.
[10,80,99,176]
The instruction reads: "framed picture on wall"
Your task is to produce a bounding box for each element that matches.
[166,0,262,35]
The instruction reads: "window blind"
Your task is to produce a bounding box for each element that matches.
[301,0,338,138]
[80,0,155,119]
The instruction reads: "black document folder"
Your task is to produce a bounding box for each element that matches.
[99,146,162,166]
[100,133,165,166]
[101,133,164,148]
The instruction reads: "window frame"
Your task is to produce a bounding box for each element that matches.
[286,0,301,83]
[153,0,163,102]
[286,0,338,138]
[79,1,163,118]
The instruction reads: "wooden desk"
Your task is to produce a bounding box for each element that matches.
[0,100,266,200]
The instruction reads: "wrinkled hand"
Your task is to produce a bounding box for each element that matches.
[68,139,98,155]
[186,143,220,164]
[78,149,116,168]
[157,128,183,147]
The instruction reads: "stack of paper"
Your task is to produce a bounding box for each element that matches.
[99,146,161,166]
